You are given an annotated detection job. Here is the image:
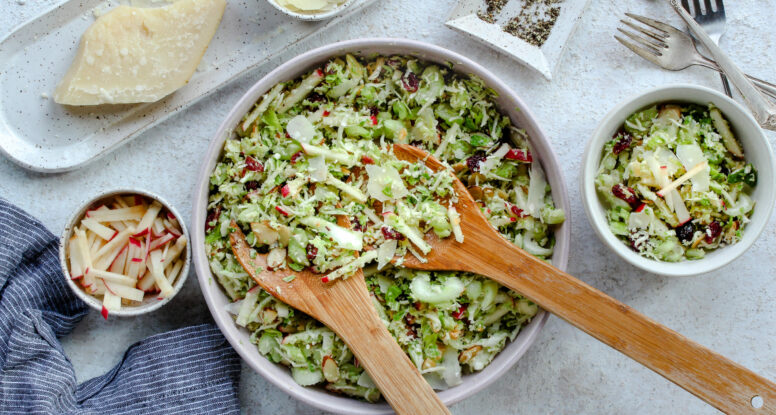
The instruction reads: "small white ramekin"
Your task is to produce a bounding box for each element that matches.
[58,188,190,317]
[581,84,775,277]
[267,0,359,21]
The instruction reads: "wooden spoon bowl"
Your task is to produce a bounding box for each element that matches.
[228,217,449,415]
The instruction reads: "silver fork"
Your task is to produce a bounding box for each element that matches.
[682,0,731,97]
[615,14,776,99]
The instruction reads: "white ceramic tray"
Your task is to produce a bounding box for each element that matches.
[0,0,377,173]
[446,0,591,80]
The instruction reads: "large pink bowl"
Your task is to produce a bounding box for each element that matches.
[191,38,570,414]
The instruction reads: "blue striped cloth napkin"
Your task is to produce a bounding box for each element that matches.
[0,199,241,414]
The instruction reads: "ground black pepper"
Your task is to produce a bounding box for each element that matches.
[477,0,509,23]
[477,0,563,47]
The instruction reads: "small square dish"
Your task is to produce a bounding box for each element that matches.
[446,0,591,80]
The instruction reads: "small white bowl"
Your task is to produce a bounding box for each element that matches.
[581,84,775,277]
[58,188,191,317]
[267,0,358,21]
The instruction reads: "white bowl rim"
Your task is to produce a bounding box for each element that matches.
[581,83,776,277]
[58,188,191,317]
[266,0,359,21]
[191,37,571,414]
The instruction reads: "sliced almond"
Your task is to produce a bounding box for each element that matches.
[321,356,340,383]
[458,345,482,364]
[250,221,279,245]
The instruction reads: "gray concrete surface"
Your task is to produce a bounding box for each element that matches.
[1,0,774,413]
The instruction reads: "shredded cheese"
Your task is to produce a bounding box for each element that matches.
[657,161,709,197]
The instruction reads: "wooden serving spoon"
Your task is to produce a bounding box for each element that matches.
[392,143,776,414]
[228,217,450,415]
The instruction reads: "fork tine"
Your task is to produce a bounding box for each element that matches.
[715,0,725,13]
[693,0,703,15]
[614,36,664,67]
[620,21,667,45]
[624,13,674,35]
[681,0,693,16]
[616,28,665,53]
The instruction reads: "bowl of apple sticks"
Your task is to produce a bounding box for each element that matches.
[59,189,190,319]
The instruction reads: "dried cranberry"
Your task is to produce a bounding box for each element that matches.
[245,181,260,191]
[352,217,364,232]
[510,205,527,218]
[381,226,405,240]
[245,156,264,172]
[611,184,639,207]
[705,221,722,244]
[405,314,419,338]
[628,231,647,252]
[406,326,417,339]
[505,149,533,162]
[369,106,379,117]
[401,72,419,92]
[290,151,303,164]
[361,155,374,165]
[466,153,487,172]
[452,305,467,320]
[307,92,326,102]
[675,222,695,243]
[612,133,633,155]
[205,206,221,233]
[306,244,318,261]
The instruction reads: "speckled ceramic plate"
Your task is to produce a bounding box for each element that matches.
[192,38,571,415]
[0,0,377,173]
[446,0,591,80]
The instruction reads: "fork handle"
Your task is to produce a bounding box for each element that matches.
[693,56,776,100]
[719,73,733,97]
[668,0,776,130]
[469,239,776,414]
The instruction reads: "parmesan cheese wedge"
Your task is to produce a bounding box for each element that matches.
[54,0,226,105]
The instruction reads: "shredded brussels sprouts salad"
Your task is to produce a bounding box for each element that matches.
[596,103,757,262]
[205,54,565,401]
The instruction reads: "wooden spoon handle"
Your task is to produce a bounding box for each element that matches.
[326,289,450,415]
[478,243,776,414]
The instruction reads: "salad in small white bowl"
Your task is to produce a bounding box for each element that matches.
[581,85,775,276]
